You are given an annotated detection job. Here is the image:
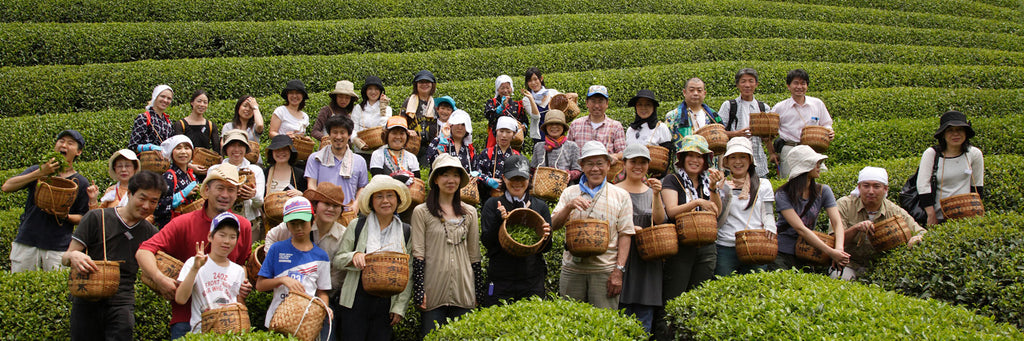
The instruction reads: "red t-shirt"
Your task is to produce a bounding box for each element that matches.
[139,207,253,325]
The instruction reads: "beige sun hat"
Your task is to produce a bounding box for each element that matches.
[107,149,140,180]
[200,163,242,197]
[358,175,411,215]
[329,80,360,100]
[428,154,470,190]
[540,109,570,132]
[723,137,754,158]
[785,145,828,181]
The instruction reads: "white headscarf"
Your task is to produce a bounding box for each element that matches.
[161,135,193,161]
[850,166,889,197]
[494,75,514,98]
[145,84,173,112]
[448,109,473,146]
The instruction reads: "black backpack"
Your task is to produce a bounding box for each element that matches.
[899,147,939,226]
[725,99,768,131]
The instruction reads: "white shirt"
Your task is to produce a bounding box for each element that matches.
[717,178,776,247]
[178,257,245,333]
[771,96,832,143]
[625,121,672,146]
[272,106,309,136]
[351,101,393,153]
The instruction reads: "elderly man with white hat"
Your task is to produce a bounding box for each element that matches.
[551,141,634,310]
[137,163,253,339]
[832,166,926,280]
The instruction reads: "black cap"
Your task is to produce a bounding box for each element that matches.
[934,110,975,139]
[502,155,530,179]
[627,89,659,108]
[281,79,308,101]
[413,70,436,84]
[362,75,385,94]
[56,130,85,150]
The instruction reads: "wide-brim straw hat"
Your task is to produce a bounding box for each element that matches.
[358,175,411,215]
[107,149,140,180]
[329,80,360,100]
[540,109,570,132]
[200,163,242,197]
[303,182,345,207]
[428,154,470,189]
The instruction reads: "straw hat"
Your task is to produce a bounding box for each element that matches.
[200,163,242,197]
[303,182,345,207]
[358,175,411,215]
[329,80,360,100]
[107,149,139,180]
[428,154,470,189]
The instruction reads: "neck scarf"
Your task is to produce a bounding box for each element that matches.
[544,135,566,152]
[680,171,711,202]
[629,112,660,131]
[404,94,435,123]
[579,174,606,198]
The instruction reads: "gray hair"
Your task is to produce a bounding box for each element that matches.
[734,68,759,85]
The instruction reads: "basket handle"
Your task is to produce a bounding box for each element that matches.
[294,294,331,338]
[100,209,108,262]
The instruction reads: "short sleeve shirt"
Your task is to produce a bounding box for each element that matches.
[775,185,837,254]
[71,208,158,305]
[178,256,246,332]
[15,166,91,251]
[258,240,331,328]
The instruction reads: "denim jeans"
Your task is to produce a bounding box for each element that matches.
[169,322,190,340]
[715,245,767,277]
[620,303,656,335]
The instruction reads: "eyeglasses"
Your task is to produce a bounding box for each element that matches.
[581,160,608,169]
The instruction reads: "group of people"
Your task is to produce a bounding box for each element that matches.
[2,66,985,340]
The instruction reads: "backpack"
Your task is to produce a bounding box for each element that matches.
[899,146,940,226]
[353,215,411,249]
[179,119,215,143]
[725,99,768,131]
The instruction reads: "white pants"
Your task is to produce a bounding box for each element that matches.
[10,242,64,273]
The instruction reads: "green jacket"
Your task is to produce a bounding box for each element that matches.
[332,214,413,317]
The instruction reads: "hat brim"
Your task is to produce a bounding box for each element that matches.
[358,176,411,215]
[330,91,360,100]
[934,122,975,139]
[428,166,470,190]
[221,138,252,155]
[283,211,313,222]
[627,95,658,108]
[503,170,530,180]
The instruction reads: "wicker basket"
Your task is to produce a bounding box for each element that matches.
[69,260,121,301]
[245,244,267,286]
[674,211,718,247]
[192,147,222,168]
[460,178,480,206]
[940,193,984,220]
[405,135,420,155]
[565,219,610,257]
[696,124,729,155]
[499,208,549,257]
[795,231,835,266]
[201,302,251,334]
[245,141,260,164]
[734,229,777,265]
[357,126,385,150]
[35,176,78,216]
[749,112,780,138]
[292,136,316,162]
[530,167,568,202]
[549,93,580,121]
[647,145,670,174]
[607,159,623,183]
[263,192,291,222]
[870,216,913,252]
[337,209,358,227]
[173,197,205,215]
[362,251,410,297]
[409,178,427,206]
[269,291,328,341]
[635,224,679,261]
[139,150,170,173]
[141,250,184,292]
[800,126,831,153]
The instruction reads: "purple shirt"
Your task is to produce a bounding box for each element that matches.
[304,150,369,205]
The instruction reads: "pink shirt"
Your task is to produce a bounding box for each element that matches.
[771,95,832,143]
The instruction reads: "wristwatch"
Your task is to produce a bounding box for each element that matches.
[616,265,626,273]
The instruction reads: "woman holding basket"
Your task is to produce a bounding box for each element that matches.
[154,135,196,228]
[917,110,984,225]
[616,144,665,335]
[714,137,776,276]
[772,145,848,270]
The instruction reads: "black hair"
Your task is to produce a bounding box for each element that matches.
[726,154,760,210]
[734,68,759,85]
[128,170,168,195]
[779,172,821,216]
[233,95,255,128]
[325,115,354,135]
[426,167,466,218]
[498,173,533,195]
[328,93,356,114]
[675,151,712,174]
[786,69,810,86]
[359,80,385,110]
[524,67,545,90]
[412,82,436,97]
[935,130,973,153]
[284,90,307,111]
[190,89,209,104]
[266,144,297,166]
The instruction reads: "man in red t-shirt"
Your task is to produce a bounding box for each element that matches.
[136,164,253,339]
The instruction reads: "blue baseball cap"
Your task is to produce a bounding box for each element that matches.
[586,85,609,99]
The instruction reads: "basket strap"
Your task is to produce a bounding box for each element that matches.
[101,209,108,262]
[295,295,330,338]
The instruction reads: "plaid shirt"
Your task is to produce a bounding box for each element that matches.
[129,109,173,151]
[566,116,626,154]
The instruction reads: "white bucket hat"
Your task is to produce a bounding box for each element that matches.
[578,141,612,164]
[785,145,828,180]
[723,137,754,158]
[107,149,140,180]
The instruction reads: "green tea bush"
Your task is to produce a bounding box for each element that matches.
[665,270,1022,340]
[4,13,1023,66]
[828,116,1024,163]
[0,208,20,271]
[179,331,295,340]
[2,0,1019,37]
[5,38,1024,116]
[861,213,1024,328]
[765,0,1021,21]
[425,295,646,340]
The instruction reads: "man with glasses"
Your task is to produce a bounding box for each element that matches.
[550,141,635,309]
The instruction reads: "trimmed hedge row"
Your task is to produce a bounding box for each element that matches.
[1,0,1020,36]
[664,270,1022,339]
[4,40,1024,117]
[765,0,1022,22]
[4,12,1024,66]
[862,213,1024,328]
[426,295,646,340]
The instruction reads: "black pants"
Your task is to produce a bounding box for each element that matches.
[338,281,393,341]
[483,275,545,307]
[70,298,134,341]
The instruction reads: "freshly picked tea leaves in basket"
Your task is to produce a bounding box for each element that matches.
[507,224,541,245]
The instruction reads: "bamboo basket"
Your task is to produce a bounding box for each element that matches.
[800,126,831,153]
[141,250,183,292]
[735,229,777,265]
[245,244,267,286]
[69,210,121,301]
[530,167,568,202]
[405,135,420,155]
[674,211,718,247]
[460,178,480,206]
[940,193,984,220]
[696,124,729,155]
[549,93,580,121]
[409,178,427,206]
[201,302,251,334]
[245,141,260,164]
[337,209,358,227]
[192,147,222,168]
[499,208,549,257]
[565,219,610,257]
[870,216,913,252]
[263,192,291,222]
[635,224,678,261]
[269,291,328,341]
[607,159,623,184]
[35,176,78,216]
[292,136,316,162]
[362,251,410,297]
[795,231,835,266]
[647,145,670,174]
[139,151,170,173]
[749,112,780,138]
[357,126,385,150]
[512,122,526,148]
[173,197,205,215]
